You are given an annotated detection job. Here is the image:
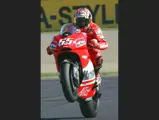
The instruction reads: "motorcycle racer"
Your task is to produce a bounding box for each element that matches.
[47,8,108,86]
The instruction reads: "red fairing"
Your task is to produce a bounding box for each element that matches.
[50,33,91,72]
[78,84,96,99]
[46,28,97,98]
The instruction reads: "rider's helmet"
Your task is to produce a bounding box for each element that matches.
[73,8,92,28]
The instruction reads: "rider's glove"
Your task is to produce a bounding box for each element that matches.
[46,46,53,55]
[88,39,99,48]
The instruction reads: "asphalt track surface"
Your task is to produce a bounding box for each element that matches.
[41,76,118,120]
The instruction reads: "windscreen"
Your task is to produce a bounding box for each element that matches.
[59,23,81,36]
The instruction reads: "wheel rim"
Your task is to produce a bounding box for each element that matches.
[70,68,77,95]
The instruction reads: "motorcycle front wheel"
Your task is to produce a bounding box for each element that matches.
[60,61,78,102]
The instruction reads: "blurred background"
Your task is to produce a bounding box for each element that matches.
[41,0,118,76]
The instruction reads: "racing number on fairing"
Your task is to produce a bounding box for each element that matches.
[59,38,73,46]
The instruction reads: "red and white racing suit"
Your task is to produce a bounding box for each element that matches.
[79,21,108,75]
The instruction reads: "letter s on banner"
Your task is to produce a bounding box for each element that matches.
[59,6,72,26]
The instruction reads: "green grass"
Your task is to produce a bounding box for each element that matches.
[41,72,118,79]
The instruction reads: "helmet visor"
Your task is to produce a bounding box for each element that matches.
[76,17,90,28]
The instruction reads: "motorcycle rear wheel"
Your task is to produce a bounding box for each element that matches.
[79,97,99,118]
[79,83,101,118]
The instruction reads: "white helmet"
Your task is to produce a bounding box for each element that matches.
[73,8,92,28]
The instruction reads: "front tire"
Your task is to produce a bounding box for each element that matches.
[60,61,78,102]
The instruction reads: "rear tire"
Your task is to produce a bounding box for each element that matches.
[79,97,99,118]
[60,62,78,102]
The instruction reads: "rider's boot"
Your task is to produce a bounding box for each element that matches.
[94,68,102,85]
[95,73,102,85]
[94,68,102,98]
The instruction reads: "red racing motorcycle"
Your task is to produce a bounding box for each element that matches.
[49,23,102,118]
